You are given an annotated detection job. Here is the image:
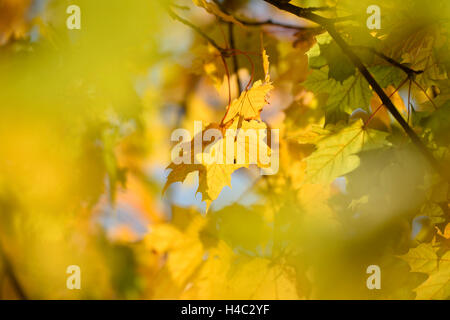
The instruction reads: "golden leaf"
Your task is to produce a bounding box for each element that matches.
[192,0,244,28]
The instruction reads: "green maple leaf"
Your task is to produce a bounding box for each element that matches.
[306,33,331,69]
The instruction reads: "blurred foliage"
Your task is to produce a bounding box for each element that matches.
[0,0,449,300]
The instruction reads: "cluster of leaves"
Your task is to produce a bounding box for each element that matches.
[0,0,450,300]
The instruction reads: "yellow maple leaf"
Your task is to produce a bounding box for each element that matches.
[192,0,244,28]
[399,243,439,275]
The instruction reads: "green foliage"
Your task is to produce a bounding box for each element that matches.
[304,119,389,183]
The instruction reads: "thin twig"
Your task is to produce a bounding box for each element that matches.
[228,23,242,95]
[0,245,27,300]
[352,45,424,77]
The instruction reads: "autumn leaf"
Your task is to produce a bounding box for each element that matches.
[163,128,242,211]
[164,120,272,210]
[196,160,243,211]
[144,207,209,297]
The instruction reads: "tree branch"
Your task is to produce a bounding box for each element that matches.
[263,0,448,180]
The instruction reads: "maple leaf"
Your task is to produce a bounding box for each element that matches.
[227,118,272,168]
[420,202,445,225]
[164,120,272,210]
[304,119,389,184]
[163,128,242,211]
[400,243,439,274]
[222,80,274,124]
[197,160,243,210]
[420,101,450,145]
[303,67,373,116]
[180,240,234,299]
[368,85,408,130]
[191,43,227,89]
[305,32,331,69]
[192,0,244,28]
[414,251,450,300]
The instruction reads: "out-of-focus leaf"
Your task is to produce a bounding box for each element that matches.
[400,243,438,274]
[303,67,372,114]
